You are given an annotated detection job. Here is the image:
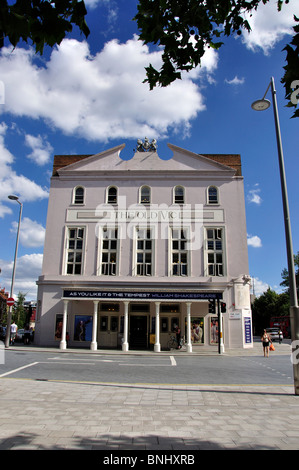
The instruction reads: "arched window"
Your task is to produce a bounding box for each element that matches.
[74,186,84,204]
[208,186,219,204]
[174,186,185,204]
[107,186,117,204]
[140,185,151,204]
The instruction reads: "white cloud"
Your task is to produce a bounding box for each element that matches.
[184,45,218,82]
[25,134,53,166]
[252,277,270,296]
[0,36,218,142]
[0,253,43,299]
[241,0,299,54]
[0,123,14,177]
[11,217,45,247]
[225,76,245,86]
[247,184,262,205]
[0,123,49,217]
[84,0,101,8]
[247,234,262,248]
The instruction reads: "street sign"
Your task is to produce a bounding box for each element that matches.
[6,297,15,306]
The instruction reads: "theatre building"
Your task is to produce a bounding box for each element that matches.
[35,140,252,352]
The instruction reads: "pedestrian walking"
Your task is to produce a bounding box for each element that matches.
[24,324,31,345]
[174,324,181,349]
[261,329,272,357]
[10,321,18,345]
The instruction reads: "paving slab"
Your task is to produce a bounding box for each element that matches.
[0,375,298,451]
[1,340,297,452]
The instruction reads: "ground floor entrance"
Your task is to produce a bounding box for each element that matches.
[36,281,253,351]
[129,315,148,349]
[54,296,226,353]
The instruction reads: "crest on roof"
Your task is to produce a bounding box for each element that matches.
[136,137,157,152]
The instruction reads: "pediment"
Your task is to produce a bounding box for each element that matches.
[57,144,126,174]
[56,142,239,175]
[167,144,238,174]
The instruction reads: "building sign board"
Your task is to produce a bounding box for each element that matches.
[244,317,252,344]
[63,289,223,301]
[229,312,241,320]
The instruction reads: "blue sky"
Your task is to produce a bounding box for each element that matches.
[0,0,298,300]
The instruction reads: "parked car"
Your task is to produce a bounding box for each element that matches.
[0,327,6,341]
[15,328,34,343]
[15,329,25,342]
[267,327,283,343]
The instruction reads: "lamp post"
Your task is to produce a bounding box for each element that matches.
[251,77,299,395]
[5,195,23,348]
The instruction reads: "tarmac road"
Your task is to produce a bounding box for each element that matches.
[0,350,294,385]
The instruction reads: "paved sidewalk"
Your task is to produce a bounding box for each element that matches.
[0,340,298,450]
[0,378,298,450]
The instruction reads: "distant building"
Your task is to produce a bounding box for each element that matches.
[35,141,252,351]
[23,301,37,327]
[0,288,9,324]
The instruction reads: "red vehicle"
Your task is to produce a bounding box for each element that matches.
[270,316,291,339]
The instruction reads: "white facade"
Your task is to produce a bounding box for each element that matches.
[35,142,252,352]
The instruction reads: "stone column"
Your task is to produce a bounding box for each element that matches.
[154,302,161,352]
[186,302,192,353]
[59,300,68,350]
[90,301,99,351]
[122,301,129,351]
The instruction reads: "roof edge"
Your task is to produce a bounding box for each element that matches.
[167,143,242,176]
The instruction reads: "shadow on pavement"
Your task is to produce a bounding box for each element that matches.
[0,431,277,450]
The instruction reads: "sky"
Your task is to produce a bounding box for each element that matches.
[0,0,298,301]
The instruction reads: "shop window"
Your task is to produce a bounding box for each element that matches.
[74,315,93,341]
[210,318,218,344]
[191,318,204,344]
[54,314,63,341]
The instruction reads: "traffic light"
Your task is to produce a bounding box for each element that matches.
[209,299,216,314]
[221,302,226,313]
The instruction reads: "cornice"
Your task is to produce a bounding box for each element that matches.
[53,169,238,182]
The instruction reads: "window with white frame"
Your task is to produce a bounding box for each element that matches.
[171,228,189,276]
[140,185,151,204]
[136,228,153,276]
[101,228,118,275]
[174,186,185,204]
[73,186,84,204]
[66,227,85,274]
[206,228,224,276]
[107,186,117,204]
[208,186,218,204]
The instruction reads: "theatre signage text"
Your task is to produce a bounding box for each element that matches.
[63,290,223,301]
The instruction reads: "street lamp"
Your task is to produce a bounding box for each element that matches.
[251,77,299,395]
[5,195,23,348]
